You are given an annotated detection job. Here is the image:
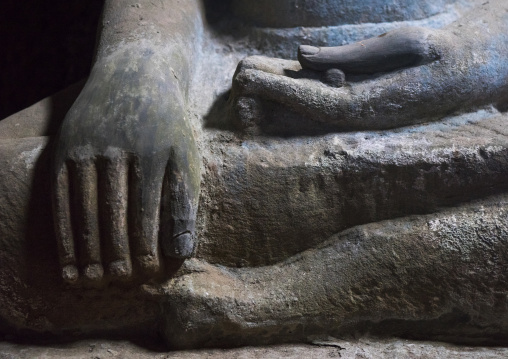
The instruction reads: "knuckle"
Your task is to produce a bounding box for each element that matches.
[68,144,96,163]
[102,146,125,161]
[233,68,251,87]
[238,56,263,71]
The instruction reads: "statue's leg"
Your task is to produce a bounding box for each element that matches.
[2,100,508,344]
[164,104,508,348]
[162,195,508,349]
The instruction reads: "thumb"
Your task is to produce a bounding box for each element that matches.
[298,27,440,74]
[160,143,200,259]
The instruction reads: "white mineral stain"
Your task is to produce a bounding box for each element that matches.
[19,144,43,170]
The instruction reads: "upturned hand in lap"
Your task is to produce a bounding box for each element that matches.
[232,0,508,131]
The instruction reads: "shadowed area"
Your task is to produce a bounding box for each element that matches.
[0,0,104,120]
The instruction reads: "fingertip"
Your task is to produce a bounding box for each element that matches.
[299,45,320,57]
[83,263,104,282]
[108,260,132,280]
[298,45,321,70]
[62,265,79,284]
[322,68,346,88]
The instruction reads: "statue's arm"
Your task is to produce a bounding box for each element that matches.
[95,0,203,92]
[53,0,204,285]
[232,0,508,131]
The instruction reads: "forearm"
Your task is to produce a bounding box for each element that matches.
[93,0,204,94]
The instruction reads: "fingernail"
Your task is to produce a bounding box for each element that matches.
[299,45,320,56]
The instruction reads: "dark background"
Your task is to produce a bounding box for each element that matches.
[0,0,105,120]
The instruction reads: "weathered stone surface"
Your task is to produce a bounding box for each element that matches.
[1,108,508,347]
[231,0,458,28]
[1,0,508,351]
[165,194,508,348]
[198,108,508,266]
[50,0,204,285]
[0,137,160,338]
[1,339,508,359]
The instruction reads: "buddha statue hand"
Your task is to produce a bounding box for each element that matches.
[52,46,201,285]
[231,2,508,132]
